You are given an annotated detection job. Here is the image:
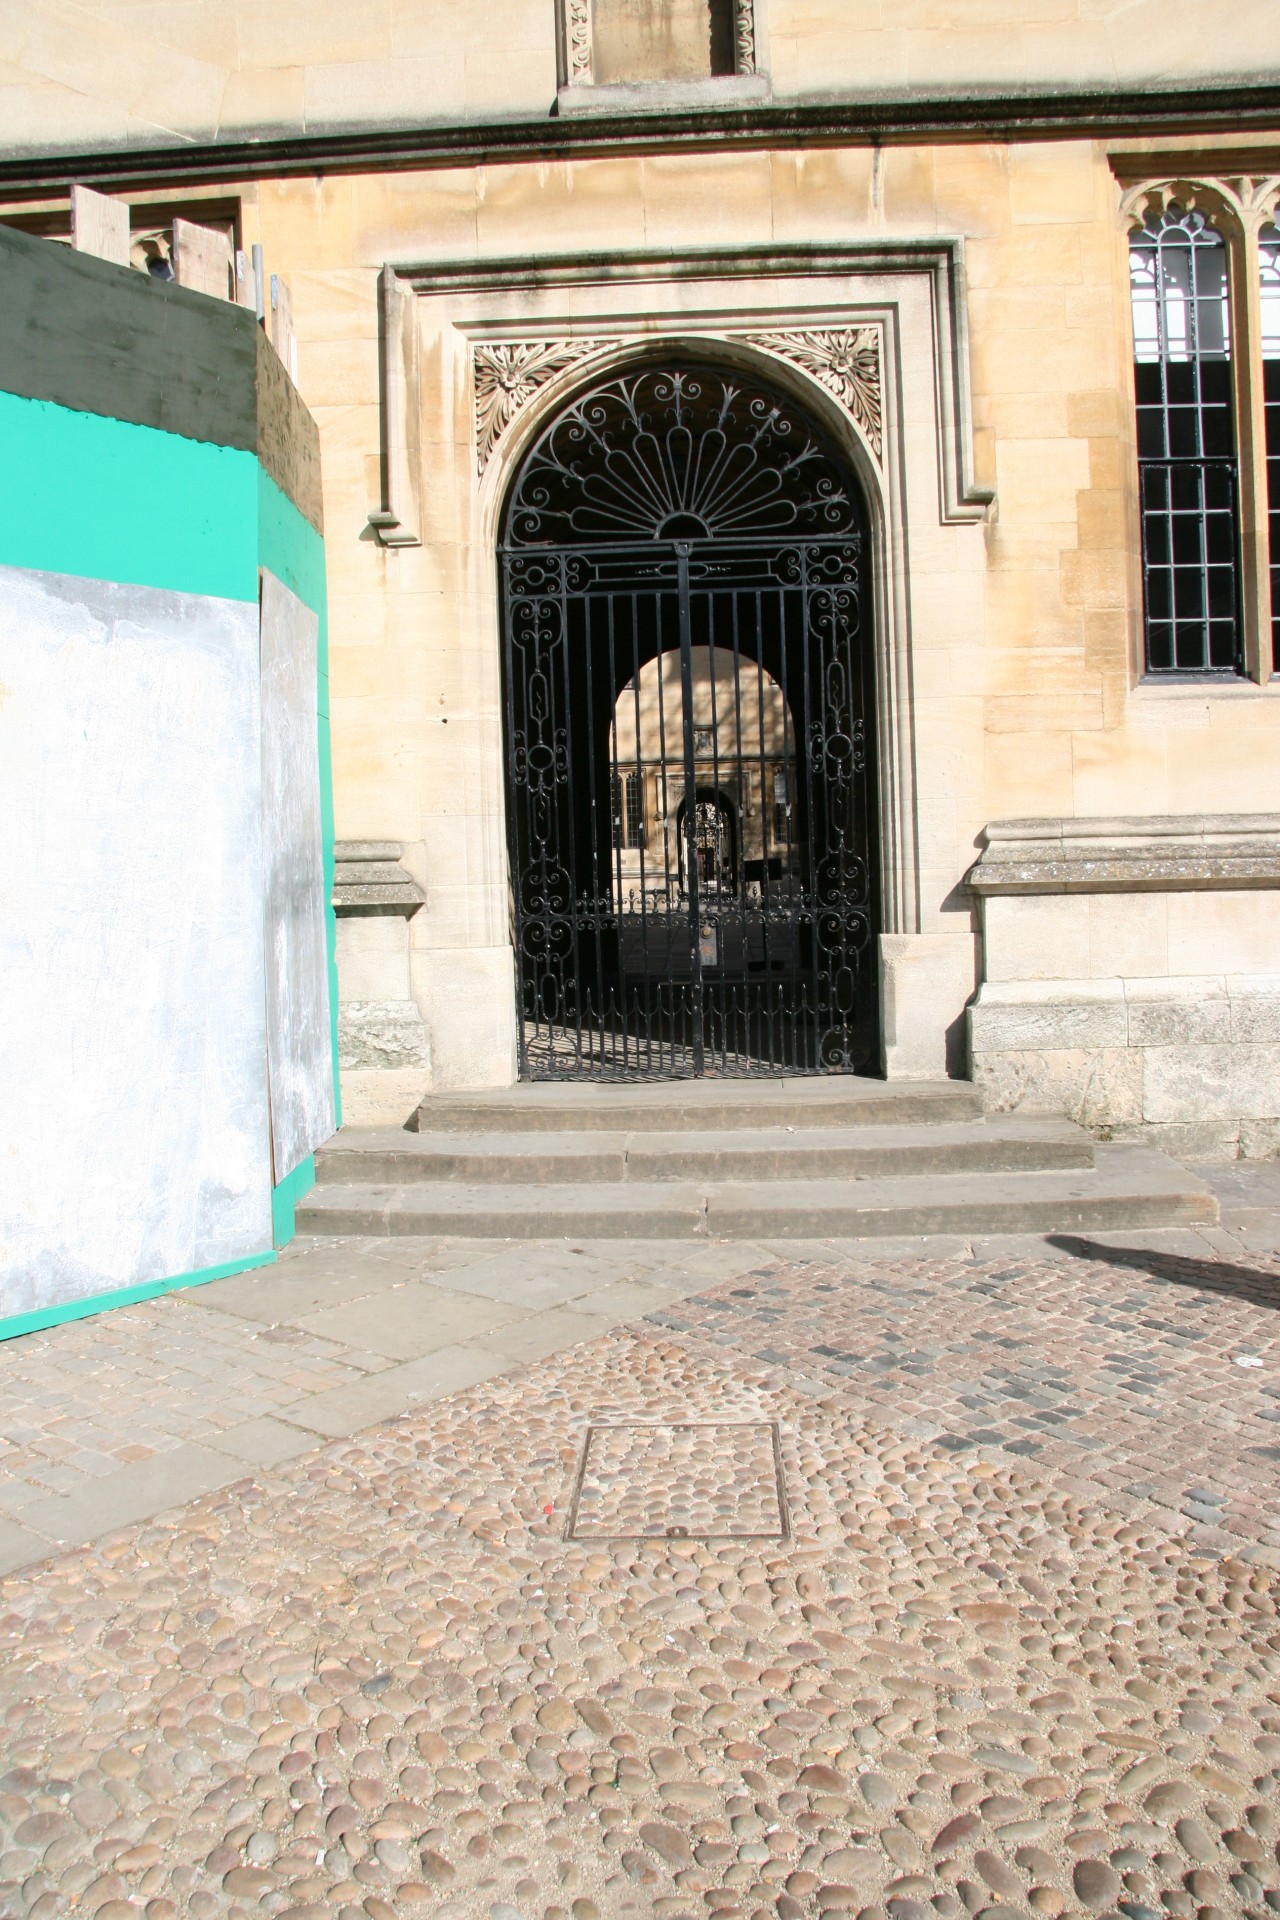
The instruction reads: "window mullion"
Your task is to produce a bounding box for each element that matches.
[1231,219,1274,684]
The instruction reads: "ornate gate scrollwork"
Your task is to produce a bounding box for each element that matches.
[499,362,879,1080]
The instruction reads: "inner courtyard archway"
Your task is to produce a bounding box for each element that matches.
[498,359,879,1079]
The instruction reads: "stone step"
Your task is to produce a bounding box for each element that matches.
[296,1146,1217,1240]
[409,1076,982,1134]
[317,1114,1093,1186]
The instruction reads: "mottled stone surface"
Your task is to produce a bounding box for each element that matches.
[3,1219,1280,1917]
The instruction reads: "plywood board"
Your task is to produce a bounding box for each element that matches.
[259,569,335,1182]
[0,564,272,1314]
[70,185,130,266]
[172,216,232,299]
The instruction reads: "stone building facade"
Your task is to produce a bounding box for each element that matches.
[1,0,1278,1150]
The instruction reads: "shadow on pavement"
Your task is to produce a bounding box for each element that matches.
[1046,1235,1280,1309]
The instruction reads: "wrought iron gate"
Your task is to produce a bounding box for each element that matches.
[499,362,878,1080]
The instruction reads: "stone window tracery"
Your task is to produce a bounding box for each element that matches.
[1121,172,1280,684]
[1128,207,1240,674]
[1262,223,1280,671]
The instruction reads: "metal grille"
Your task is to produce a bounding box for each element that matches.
[1262,224,1280,674]
[499,363,877,1081]
[1130,206,1242,675]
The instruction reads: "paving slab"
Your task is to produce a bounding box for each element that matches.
[285,1342,513,1439]
[204,1414,329,1469]
[296,1282,523,1359]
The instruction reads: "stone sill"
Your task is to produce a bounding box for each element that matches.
[556,75,771,118]
[970,858,1280,895]
[967,812,1280,896]
[1131,675,1280,699]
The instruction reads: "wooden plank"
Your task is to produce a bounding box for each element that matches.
[70,185,130,267]
[270,273,296,382]
[172,217,232,300]
[234,248,257,311]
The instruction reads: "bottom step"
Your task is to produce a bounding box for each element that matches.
[296,1146,1217,1240]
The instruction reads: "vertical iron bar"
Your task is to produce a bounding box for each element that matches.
[677,545,704,1078]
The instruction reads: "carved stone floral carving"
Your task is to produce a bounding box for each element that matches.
[747,327,883,458]
[734,0,756,74]
[563,0,592,82]
[474,324,884,474]
[474,340,607,472]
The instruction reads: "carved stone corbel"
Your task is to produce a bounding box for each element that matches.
[369,265,423,547]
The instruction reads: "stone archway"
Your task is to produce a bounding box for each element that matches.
[497,358,879,1080]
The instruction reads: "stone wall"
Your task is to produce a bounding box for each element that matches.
[968,818,1280,1159]
[1,0,1276,152]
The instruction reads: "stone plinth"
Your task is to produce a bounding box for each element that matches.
[967,816,1280,1158]
[333,840,431,1125]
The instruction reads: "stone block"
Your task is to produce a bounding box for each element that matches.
[414,944,518,1090]
[968,985,1127,1052]
[337,1067,433,1127]
[971,1043,1142,1131]
[982,895,1090,983]
[878,931,976,1080]
[335,914,413,1001]
[1126,996,1230,1047]
[1240,1118,1280,1160]
[1086,892,1168,979]
[1142,1045,1280,1124]
[1231,995,1280,1044]
[1131,1118,1242,1162]
[1168,891,1280,978]
[337,999,431,1069]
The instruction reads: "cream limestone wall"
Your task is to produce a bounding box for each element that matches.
[2,0,1277,156]
[4,120,1272,1099]
[202,133,1278,1101]
[765,0,1280,99]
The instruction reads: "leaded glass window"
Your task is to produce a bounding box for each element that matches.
[1129,207,1242,674]
[1262,223,1280,673]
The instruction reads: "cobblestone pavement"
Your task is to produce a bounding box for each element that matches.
[3,1198,1280,1919]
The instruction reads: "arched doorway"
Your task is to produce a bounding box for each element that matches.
[499,359,878,1079]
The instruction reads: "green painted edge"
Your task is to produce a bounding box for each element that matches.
[258,466,341,1249]
[0,388,259,602]
[271,1154,316,1249]
[0,1250,276,1345]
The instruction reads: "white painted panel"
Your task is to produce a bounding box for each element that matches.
[0,564,272,1314]
[259,569,335,1181]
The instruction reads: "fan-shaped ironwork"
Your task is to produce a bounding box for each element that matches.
[498,359,877,1081]
[503,363,860,548]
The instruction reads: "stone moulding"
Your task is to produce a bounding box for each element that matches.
[408,241,990,525]
[473,324,884,472]
[332,840,425,917]
[966,815,1280,896]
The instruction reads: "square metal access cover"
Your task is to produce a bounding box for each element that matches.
[567,1421,788,1541]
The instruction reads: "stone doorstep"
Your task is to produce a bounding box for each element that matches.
[316,1114,1095,1186]
[295,1146,1218,1239]
[408,1076,982,1132]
